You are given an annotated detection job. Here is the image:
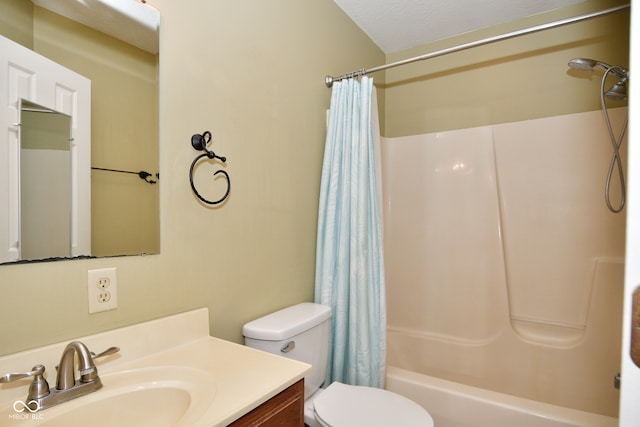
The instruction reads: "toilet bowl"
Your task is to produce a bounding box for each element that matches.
[242,303,434,426]
[309,382,433,427]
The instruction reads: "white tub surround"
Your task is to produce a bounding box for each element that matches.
[0,308,310,426]
[383,108,627,416]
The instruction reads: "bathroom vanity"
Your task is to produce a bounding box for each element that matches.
[229,379,304,426]
[0,308,310,426]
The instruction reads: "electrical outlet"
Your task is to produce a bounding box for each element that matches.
[97,277,110,289]
[88,267,118,313]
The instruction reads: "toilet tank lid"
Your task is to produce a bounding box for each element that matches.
[243,303,332,341]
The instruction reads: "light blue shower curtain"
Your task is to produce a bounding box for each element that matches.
[315,76,386,388]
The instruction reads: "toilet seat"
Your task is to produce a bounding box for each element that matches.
[313,382,434,427]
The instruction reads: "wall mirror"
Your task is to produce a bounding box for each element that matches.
[0,0,160,264]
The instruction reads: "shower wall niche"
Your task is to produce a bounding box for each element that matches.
[382,108,627,416]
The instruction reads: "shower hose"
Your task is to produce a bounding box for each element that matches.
[600,67,627,213]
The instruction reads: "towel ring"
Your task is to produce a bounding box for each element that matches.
[189,131,230,205]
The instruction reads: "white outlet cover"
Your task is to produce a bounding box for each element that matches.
[88,267,118,314]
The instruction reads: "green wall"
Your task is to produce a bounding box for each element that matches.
[1,0,627,358]
[383,0,630,136]
[0,0,384,356]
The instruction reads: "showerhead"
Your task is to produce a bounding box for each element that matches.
[568,57,601,72]
[568,58,629,78]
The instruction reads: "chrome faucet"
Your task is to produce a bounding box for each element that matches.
[0,341,119,411]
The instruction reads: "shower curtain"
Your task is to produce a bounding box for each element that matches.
[315,76,386,388]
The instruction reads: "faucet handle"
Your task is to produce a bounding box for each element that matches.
[76,345,119,384]
[90,346,120,361]
[0,365,50,400]
[0,364,44,383]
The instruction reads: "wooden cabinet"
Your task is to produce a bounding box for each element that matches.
[228,379,304,426]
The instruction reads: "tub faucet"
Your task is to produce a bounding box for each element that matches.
[0,341,119,411]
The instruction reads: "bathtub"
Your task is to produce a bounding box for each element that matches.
[385,367,618,427]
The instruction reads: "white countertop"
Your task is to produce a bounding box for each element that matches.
[106,336,311,426]
[0,308,311,426]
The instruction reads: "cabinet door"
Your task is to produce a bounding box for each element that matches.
[229,379,304,427]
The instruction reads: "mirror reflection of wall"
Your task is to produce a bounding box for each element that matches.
[0,0,159,263]
[20,100,72,260]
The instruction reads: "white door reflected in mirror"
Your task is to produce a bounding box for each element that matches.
[0,35,91,264]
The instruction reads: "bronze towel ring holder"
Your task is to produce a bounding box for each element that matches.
[189,131,230,205]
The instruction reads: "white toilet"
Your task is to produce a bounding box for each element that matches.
[243,302,434,427]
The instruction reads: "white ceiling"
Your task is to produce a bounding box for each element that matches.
[35,1,587,56]
[332,0,587,54]
[31,0,159,54]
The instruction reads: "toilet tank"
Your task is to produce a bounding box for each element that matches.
[243,303,332,398]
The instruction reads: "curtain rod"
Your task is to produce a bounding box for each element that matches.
[324,3,630,87]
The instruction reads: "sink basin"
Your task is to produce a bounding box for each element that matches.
[0,366,216,427]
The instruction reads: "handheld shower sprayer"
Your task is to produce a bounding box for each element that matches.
[568,58,629,100]
[567,57,629,213]
[568,58,628,77]
[567,57,599,71]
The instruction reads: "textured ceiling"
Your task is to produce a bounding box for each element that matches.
[332,0,587,53]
